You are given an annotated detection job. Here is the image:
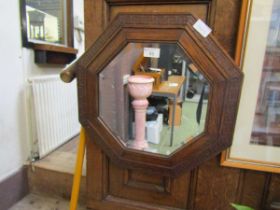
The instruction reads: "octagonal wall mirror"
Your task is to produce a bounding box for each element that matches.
[75,13,243,175]
[99,42,209,156]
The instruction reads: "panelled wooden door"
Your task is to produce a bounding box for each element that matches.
[84,0,280,209]
[84,0,240,57]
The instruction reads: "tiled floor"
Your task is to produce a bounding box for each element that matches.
[9,194,86,210]
[33,135,86,176]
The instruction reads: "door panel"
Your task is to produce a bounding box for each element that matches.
[85,0,213,49]
[109,162,190,209]
[110,4,209,21]
[85,0,241,56]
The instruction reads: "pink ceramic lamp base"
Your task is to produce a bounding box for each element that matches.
[128,75,154,150]
[131,138,149,150]
[131,99,149,150]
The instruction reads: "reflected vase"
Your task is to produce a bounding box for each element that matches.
[128,75,154,150]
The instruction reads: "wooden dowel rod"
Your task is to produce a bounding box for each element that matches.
[60,59,78,83]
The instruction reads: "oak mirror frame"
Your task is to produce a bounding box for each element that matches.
[75,13,243,176]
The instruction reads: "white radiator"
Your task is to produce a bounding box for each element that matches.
[29,75,80,158]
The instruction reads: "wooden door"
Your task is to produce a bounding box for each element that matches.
[84,1,280,210]
[84,0,241,57]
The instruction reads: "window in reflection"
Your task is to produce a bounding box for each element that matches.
[99,43,210,155]
[25,0,67,45]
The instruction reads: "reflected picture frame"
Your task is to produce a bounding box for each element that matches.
[221,0,280,174]
[20,0,74,48]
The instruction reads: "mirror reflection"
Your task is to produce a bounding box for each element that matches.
[25,0,67,45]
[99,43,210,156]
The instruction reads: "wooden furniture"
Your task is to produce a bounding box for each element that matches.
[55,0,280,210]
[153,75,185,127]
[133,55,165,88]
[168,98,182,126]
[152,75,185,145]
[82,1,280,210]
[33,44,78,65]
[153,76,185,94]
[74,12,242,209]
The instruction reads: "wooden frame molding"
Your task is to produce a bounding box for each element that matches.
[75,13,243,176]
[233,0,251,65]
[85,0,213,49]
[33,44,78,65]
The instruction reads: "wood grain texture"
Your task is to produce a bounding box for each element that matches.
[109,162,190,208]
[34,50,77,65]
[266,174,280,210]
[84,0,212,47]
[33,44,78,54]
[194,157,240,210]
[77,13,242,177]
[107,0,211,5]
[83,1,280,210]
[109,4,209,22]
[28,166,86,205]
[210,0,242,57]
[84,0,241,57]
[237,171,267,210]
[84,0,109,49]
[87,138,192,210]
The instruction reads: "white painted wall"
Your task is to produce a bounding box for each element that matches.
[73,0,85,56]
[0,0,84,182]
[0,0,28,182]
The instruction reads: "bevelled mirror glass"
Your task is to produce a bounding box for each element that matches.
[99,43,210,156]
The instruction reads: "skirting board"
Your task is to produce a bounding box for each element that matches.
[0,166,29,210]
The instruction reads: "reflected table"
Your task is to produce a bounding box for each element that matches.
[152,75,186,146]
